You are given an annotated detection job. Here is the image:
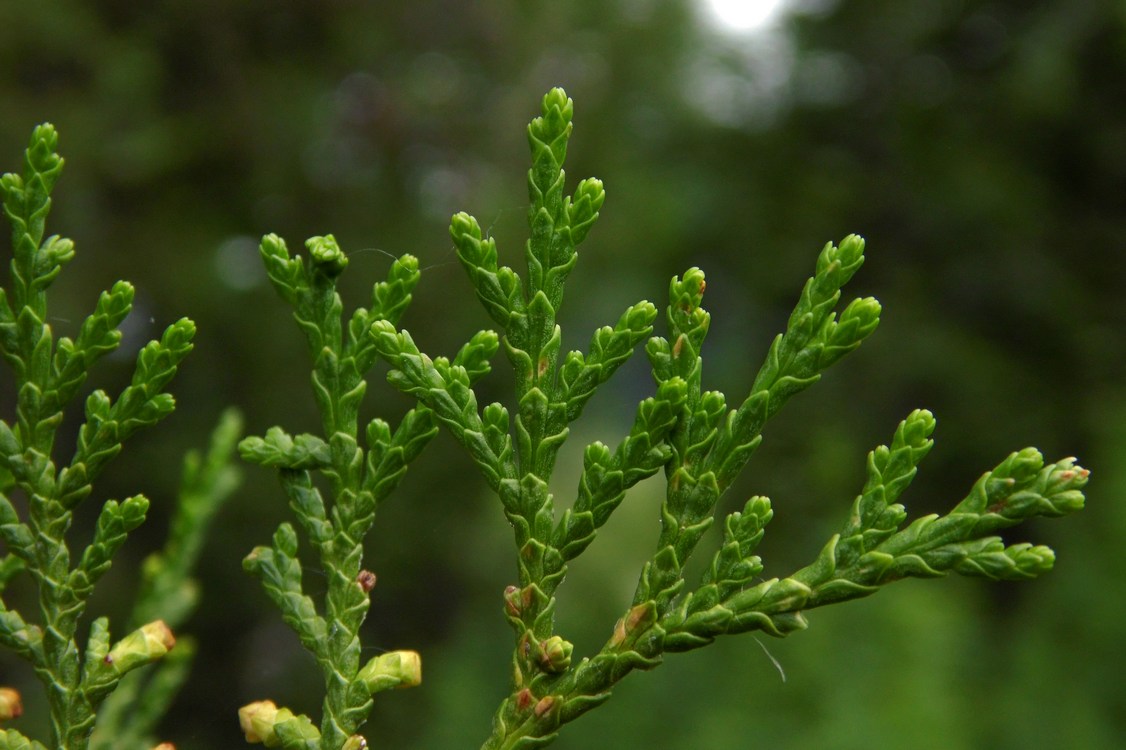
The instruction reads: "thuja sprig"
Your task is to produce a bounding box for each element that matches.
[372,89,1087,749]
[372,89,678,705]
[0,125,194,750]
[91,409,244,750]
[240,233,488,749]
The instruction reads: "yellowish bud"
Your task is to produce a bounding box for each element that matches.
[357,649,422,694]
[105,620,175,675]
[533,695,556,718]
[537,635,573,673]
[238,700,320,747]
[151,743,176,750]
[0,687,23,720]
[239,700,280,745]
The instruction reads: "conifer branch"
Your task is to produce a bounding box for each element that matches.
[369,90,1086,749]
[0,125,195,750]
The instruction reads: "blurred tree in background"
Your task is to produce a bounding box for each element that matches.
[1,0,1122,747]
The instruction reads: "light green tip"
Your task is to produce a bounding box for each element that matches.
[306,234,348,276]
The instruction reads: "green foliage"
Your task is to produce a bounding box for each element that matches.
[0,88,1090,750]
[0,125,231,749]
[90,408,244,750]
[240,233,453,749]
[1,4,1115,746]
[371,89,1088,749]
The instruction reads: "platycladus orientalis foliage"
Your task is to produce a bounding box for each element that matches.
[0,127,243,750]
[0,89,1088,750]
[238,88,1088,750]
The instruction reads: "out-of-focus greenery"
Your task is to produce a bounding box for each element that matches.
[0,1,1121,748]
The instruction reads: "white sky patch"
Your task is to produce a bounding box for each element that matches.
[683,0,804,127]
[700,0,790,33]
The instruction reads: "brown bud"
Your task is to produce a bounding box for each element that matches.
[503,585,522,616]
[515,688,535,711]
[610,602,655,647]
[356,570,377,593]
[518,632,532,659]
[533,696,556,718]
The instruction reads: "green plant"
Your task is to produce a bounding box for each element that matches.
[371,88,1089,748]
[0,126,241,750]
[238,88,1088,749]
[237,233,452,748]
[89,408,243,750]
[0,90,1091,750]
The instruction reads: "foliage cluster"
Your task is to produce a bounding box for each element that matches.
[0,85,1093,750]
[3,3,1120,746]
[0,126,240,750]
[231,89,1087,749]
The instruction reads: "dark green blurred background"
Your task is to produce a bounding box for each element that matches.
[2,1,1123,747]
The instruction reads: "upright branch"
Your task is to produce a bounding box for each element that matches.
[0,125,192,750]
[376,88,681,723]
[241,233,479,750]
[373,89,1088,750]
[91,409,243,750]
